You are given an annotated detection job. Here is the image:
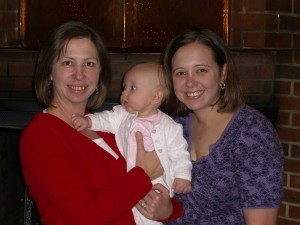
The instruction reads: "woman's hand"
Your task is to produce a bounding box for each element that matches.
[135,131,164,180]
[136,184,173,220]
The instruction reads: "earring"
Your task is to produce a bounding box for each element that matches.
[220,83,226,90]
[47,80,53,88]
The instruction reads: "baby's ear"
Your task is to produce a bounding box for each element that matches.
[152,90,164,105]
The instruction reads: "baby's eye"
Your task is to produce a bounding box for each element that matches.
[130,85,137,91]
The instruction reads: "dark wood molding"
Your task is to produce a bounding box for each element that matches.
[19,0,229,52]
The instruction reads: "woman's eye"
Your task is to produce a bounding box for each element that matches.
[197,68,207,73]
[175,71,185,76]
[85,62,95,67]
[62,61,72,66]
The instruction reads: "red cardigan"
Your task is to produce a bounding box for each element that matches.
[20,112,181,225]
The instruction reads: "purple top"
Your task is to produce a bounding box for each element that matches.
[165,105,283,225]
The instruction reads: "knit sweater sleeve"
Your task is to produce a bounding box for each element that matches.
[20,116,152,225]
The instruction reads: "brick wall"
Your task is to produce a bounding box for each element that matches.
[230,0,300,224]
[0,0,300,224]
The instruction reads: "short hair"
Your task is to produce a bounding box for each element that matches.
[126,62,170,104]
[162,28,244,116]
[34,21,111,110]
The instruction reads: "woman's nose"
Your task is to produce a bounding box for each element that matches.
[186,73,195,87]
[73,65,84,80]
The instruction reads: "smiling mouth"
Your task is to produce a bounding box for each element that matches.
[69,86,86,91]
[186,91,203,97]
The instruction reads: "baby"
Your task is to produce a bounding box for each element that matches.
[72,62,192,225]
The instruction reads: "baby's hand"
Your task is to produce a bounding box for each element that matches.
[172,178,191,194]
[71,114,89,131]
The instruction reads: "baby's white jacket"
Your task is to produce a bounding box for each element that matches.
[88,105,192,196]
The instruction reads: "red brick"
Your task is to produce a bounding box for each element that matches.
[262,53,275,64]
[277,217,300,225]
[292,112,300,127]
[295,0,300,14]
[280,16,300,31]
[276,51,293,63]
[283,173,288,187]
[275,65,300,79]
[278,202,287,216]
[292,17,300,30]
[291,144,300,158]
[243,32,265,48]
[278,96,300,111]
[238,65,273,80]
[232,14,268,30]
[229,30,243,47]
[265,33,292,48]
[0,11,18,29]
[265,14,279,30]
[290,174,300,189]
[245,95,273,105]
[230,0,243,12]
[277,111,290,126]
[0,0,18,10]
[264,81,273,93]
[266,0,292,12]
[277,126,300,142]
[233,52,274,65]
[282,143,290,157]
[7,0,18,10]
[244,0,267,11]
[290,205,300,220]
[241,80,265,94]
[295,50,300,64]
[275,81,291,95]
[283,188,300,203]
[294,35,300,48]
[295,82,300,96]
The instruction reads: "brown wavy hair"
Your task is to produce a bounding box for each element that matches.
[34,21,111,110]
[162,28,244,117]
